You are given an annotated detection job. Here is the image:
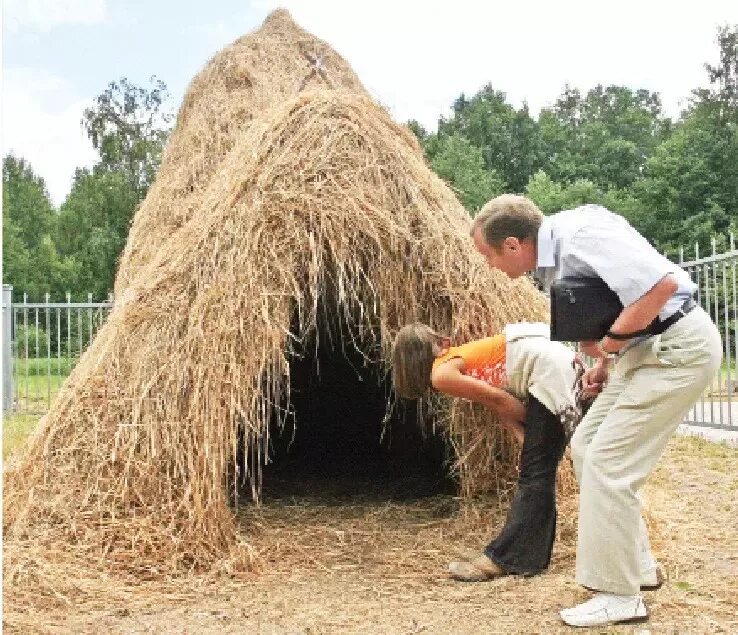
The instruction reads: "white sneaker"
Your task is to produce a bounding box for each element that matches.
[640,565,664,590]
[560,593,648,627]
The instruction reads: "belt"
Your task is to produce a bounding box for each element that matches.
[649,297,697,336]
[606,297,697,341]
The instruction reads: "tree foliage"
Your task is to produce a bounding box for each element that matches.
[4,26,738,300]
[82,76,172,199]
[425,134,505,212]
[2,156,77,299]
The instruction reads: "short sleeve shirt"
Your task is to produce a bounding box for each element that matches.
[432,335,507,387]
[535,205,696,320]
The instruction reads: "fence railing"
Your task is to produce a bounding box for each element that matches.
[679,237,738,430]
[2,285,113,414]
[3,237,738,431]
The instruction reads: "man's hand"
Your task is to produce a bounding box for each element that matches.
[581,359,609,396]
[580,341,604,359]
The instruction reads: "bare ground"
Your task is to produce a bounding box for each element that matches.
[4,436,737,634]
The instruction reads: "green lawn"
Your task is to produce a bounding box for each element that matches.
[10,372,69,413]
[13,356,76,376]
[4,372,68,460]
[3,413,42,460]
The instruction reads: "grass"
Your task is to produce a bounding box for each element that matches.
[8,370,69,413]
[712,361,737,379]
[677,434,737,457]
[3,372,66,460]
[12,356,77,376]
[3,413,42,460]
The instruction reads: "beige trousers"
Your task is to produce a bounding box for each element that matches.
[570,307,722,595]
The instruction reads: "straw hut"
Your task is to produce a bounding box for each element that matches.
[3,10,549,577]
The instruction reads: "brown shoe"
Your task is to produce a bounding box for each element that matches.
[640,566,665,591]
[448,554,506,581]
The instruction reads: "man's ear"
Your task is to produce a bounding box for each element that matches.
[503,236,521,252]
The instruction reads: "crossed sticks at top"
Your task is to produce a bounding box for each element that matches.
[297,46,335,92]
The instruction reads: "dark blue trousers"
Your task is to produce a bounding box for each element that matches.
[485,396,567,575]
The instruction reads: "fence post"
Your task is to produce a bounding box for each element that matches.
[3,284,13,413]
[45,292,51,408]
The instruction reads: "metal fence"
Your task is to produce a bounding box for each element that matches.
[679,238,738,430]
[2,239,738,430]
[2,285,113,414]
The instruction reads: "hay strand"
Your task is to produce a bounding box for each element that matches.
[3,10,554,586]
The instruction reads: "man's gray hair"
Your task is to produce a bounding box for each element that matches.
[471,194,544,247]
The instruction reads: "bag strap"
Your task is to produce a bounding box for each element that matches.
[605,326,654,340]
[606,297,696,341]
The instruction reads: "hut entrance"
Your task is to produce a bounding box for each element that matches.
[261,305,455,500]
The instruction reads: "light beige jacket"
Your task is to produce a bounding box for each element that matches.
[504,323,579,429]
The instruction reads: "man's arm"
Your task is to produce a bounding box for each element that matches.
[603,274,679,345]
[580,274,679,395]
[582,273,679,358]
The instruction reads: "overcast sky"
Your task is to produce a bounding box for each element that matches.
[3,0,737,206]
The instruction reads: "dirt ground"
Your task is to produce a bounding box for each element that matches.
[4,435,737,634]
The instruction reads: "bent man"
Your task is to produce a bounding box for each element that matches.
[471,195,721,628]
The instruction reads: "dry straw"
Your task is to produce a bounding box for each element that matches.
[3,8,560,591]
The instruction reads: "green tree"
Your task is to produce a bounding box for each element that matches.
[406,119,428,142]
[82,76,172,200]
[524,173,604,214]
[2,216,32,292]
[695,25,738,115]
[525,170,642,225]
[635,25,738,252]
[539,84,669,189]
[50,76,174,298]
[524,170,566,214]
[437,86,546,192]
[3,155,55,249]
[2,155,78,299]
[426,134,505,211]
[56,169,140,299]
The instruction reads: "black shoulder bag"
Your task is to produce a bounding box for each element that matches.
[550,277,623,342]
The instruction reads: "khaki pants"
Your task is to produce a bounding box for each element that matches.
[570,307,722,595]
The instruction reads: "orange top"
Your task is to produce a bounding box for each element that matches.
[432,334,507,387]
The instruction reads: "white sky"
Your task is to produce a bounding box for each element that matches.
[2,0,737,206]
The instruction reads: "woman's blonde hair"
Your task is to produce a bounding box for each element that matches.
[392,323,444,399]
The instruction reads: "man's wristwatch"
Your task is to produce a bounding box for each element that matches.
[599,337,621,360]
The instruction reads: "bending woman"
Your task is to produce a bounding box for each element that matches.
[393,322,581,579]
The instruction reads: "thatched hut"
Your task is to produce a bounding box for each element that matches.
[3,10,548,577]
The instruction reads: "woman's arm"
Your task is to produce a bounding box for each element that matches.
[431,358,526,443]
